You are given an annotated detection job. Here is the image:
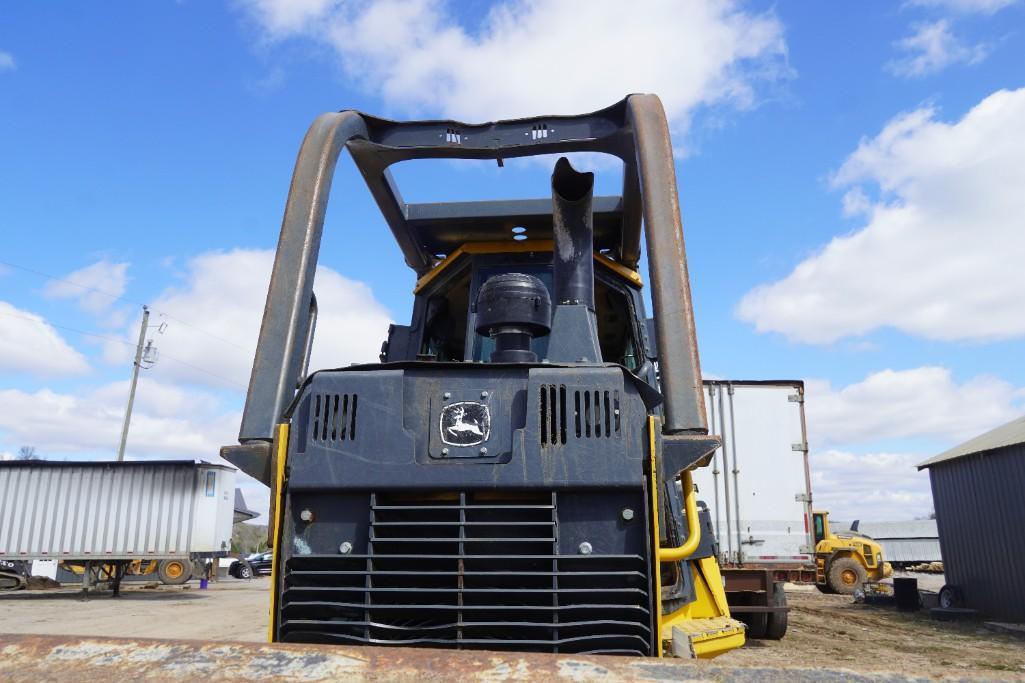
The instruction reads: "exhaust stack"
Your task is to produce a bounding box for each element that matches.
[545,157,603,364]
[551,157,595,310]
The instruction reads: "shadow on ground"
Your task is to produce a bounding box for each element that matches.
[0,588,205,602]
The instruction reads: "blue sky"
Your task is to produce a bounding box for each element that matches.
[2,0,1024,520]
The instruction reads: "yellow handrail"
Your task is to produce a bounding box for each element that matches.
[658,469,700,562]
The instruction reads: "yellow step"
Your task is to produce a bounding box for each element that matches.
[669,616,747,659]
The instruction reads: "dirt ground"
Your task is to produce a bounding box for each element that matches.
[2,577,1024,679]
[724,585,1025,680]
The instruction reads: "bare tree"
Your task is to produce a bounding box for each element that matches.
[17,446,39,461]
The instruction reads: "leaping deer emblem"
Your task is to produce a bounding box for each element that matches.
[446,405,484,440]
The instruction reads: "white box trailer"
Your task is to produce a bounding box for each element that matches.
[692,380,814,567]
[689,380,813,640]
[0,460,235,565]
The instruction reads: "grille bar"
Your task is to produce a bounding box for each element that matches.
[282,618,649,632]
[370,504,556,511]
[370,521,554,526]
[277,629,650,653]
[286,570,647,578]
[280,492,652,655]
[284,587,648,597]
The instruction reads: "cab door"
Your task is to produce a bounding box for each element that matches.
[812,512,828,546]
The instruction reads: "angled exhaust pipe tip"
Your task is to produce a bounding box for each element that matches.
[551,157,595,309]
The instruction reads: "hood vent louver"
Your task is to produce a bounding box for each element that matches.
[312,393,358,443]
[541,386,620,447]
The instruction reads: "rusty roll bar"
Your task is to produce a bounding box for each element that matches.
[237,112,369,450]
[625,94,707,435]
[228,95,709,484]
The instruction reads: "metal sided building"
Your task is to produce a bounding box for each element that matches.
[832,520,941,567]
[918,416,1025,621]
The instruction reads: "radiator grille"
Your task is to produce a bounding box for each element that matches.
[311,393,358,442]
[540,386,620,446]
[279,492,652,655]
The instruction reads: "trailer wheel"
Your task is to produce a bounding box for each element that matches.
[938,584,962,609]
[763,583,788,640]
[740,612,767,639]
[815,582,836,594]
[157,560,191,585]
[827,557,867,595]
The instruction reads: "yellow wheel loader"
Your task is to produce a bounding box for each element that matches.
[223,95,745,658]
[812,511,893,594]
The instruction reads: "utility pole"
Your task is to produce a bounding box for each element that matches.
[117,305,150,462]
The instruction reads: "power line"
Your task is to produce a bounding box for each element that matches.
[0,307,134,346]
[0,258,252,352]
[156,353,250,391]
[0,309,249,390]
[0,258,144,307]
[153,311,250,351]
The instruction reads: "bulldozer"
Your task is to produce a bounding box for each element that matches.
[223,94,746,658]
[812,510,893,594]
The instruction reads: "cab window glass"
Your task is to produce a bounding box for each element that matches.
[594,277,640,369]
[420,266,471,361]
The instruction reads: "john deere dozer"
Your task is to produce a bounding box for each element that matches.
[223,94,745,658]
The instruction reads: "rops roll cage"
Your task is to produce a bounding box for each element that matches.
[225,94,712,486]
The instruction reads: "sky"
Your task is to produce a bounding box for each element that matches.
[1,0,1024,522]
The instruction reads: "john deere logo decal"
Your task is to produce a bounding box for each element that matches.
[440,402,490,446]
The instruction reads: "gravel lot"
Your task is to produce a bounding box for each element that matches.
[2,577,1024,679]
[0,578,267,643]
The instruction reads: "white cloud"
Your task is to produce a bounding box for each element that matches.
[42,260,129,314]
[242,0,340,34]
[906,0,1019,14]
[0,302,90,376]
[0,379,238,459]
[88,378,222,420]
[806,367,1023,448]
[0,377,271,521]
[840,186,871,217]
[104,249,393,390]
[0,51,14,72]
[248,65,287,93]
[239,0,788,128]
[737,88,1025,344]
[800,366,1025,520]
[886,20,989,77]
[811,450,933,521]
